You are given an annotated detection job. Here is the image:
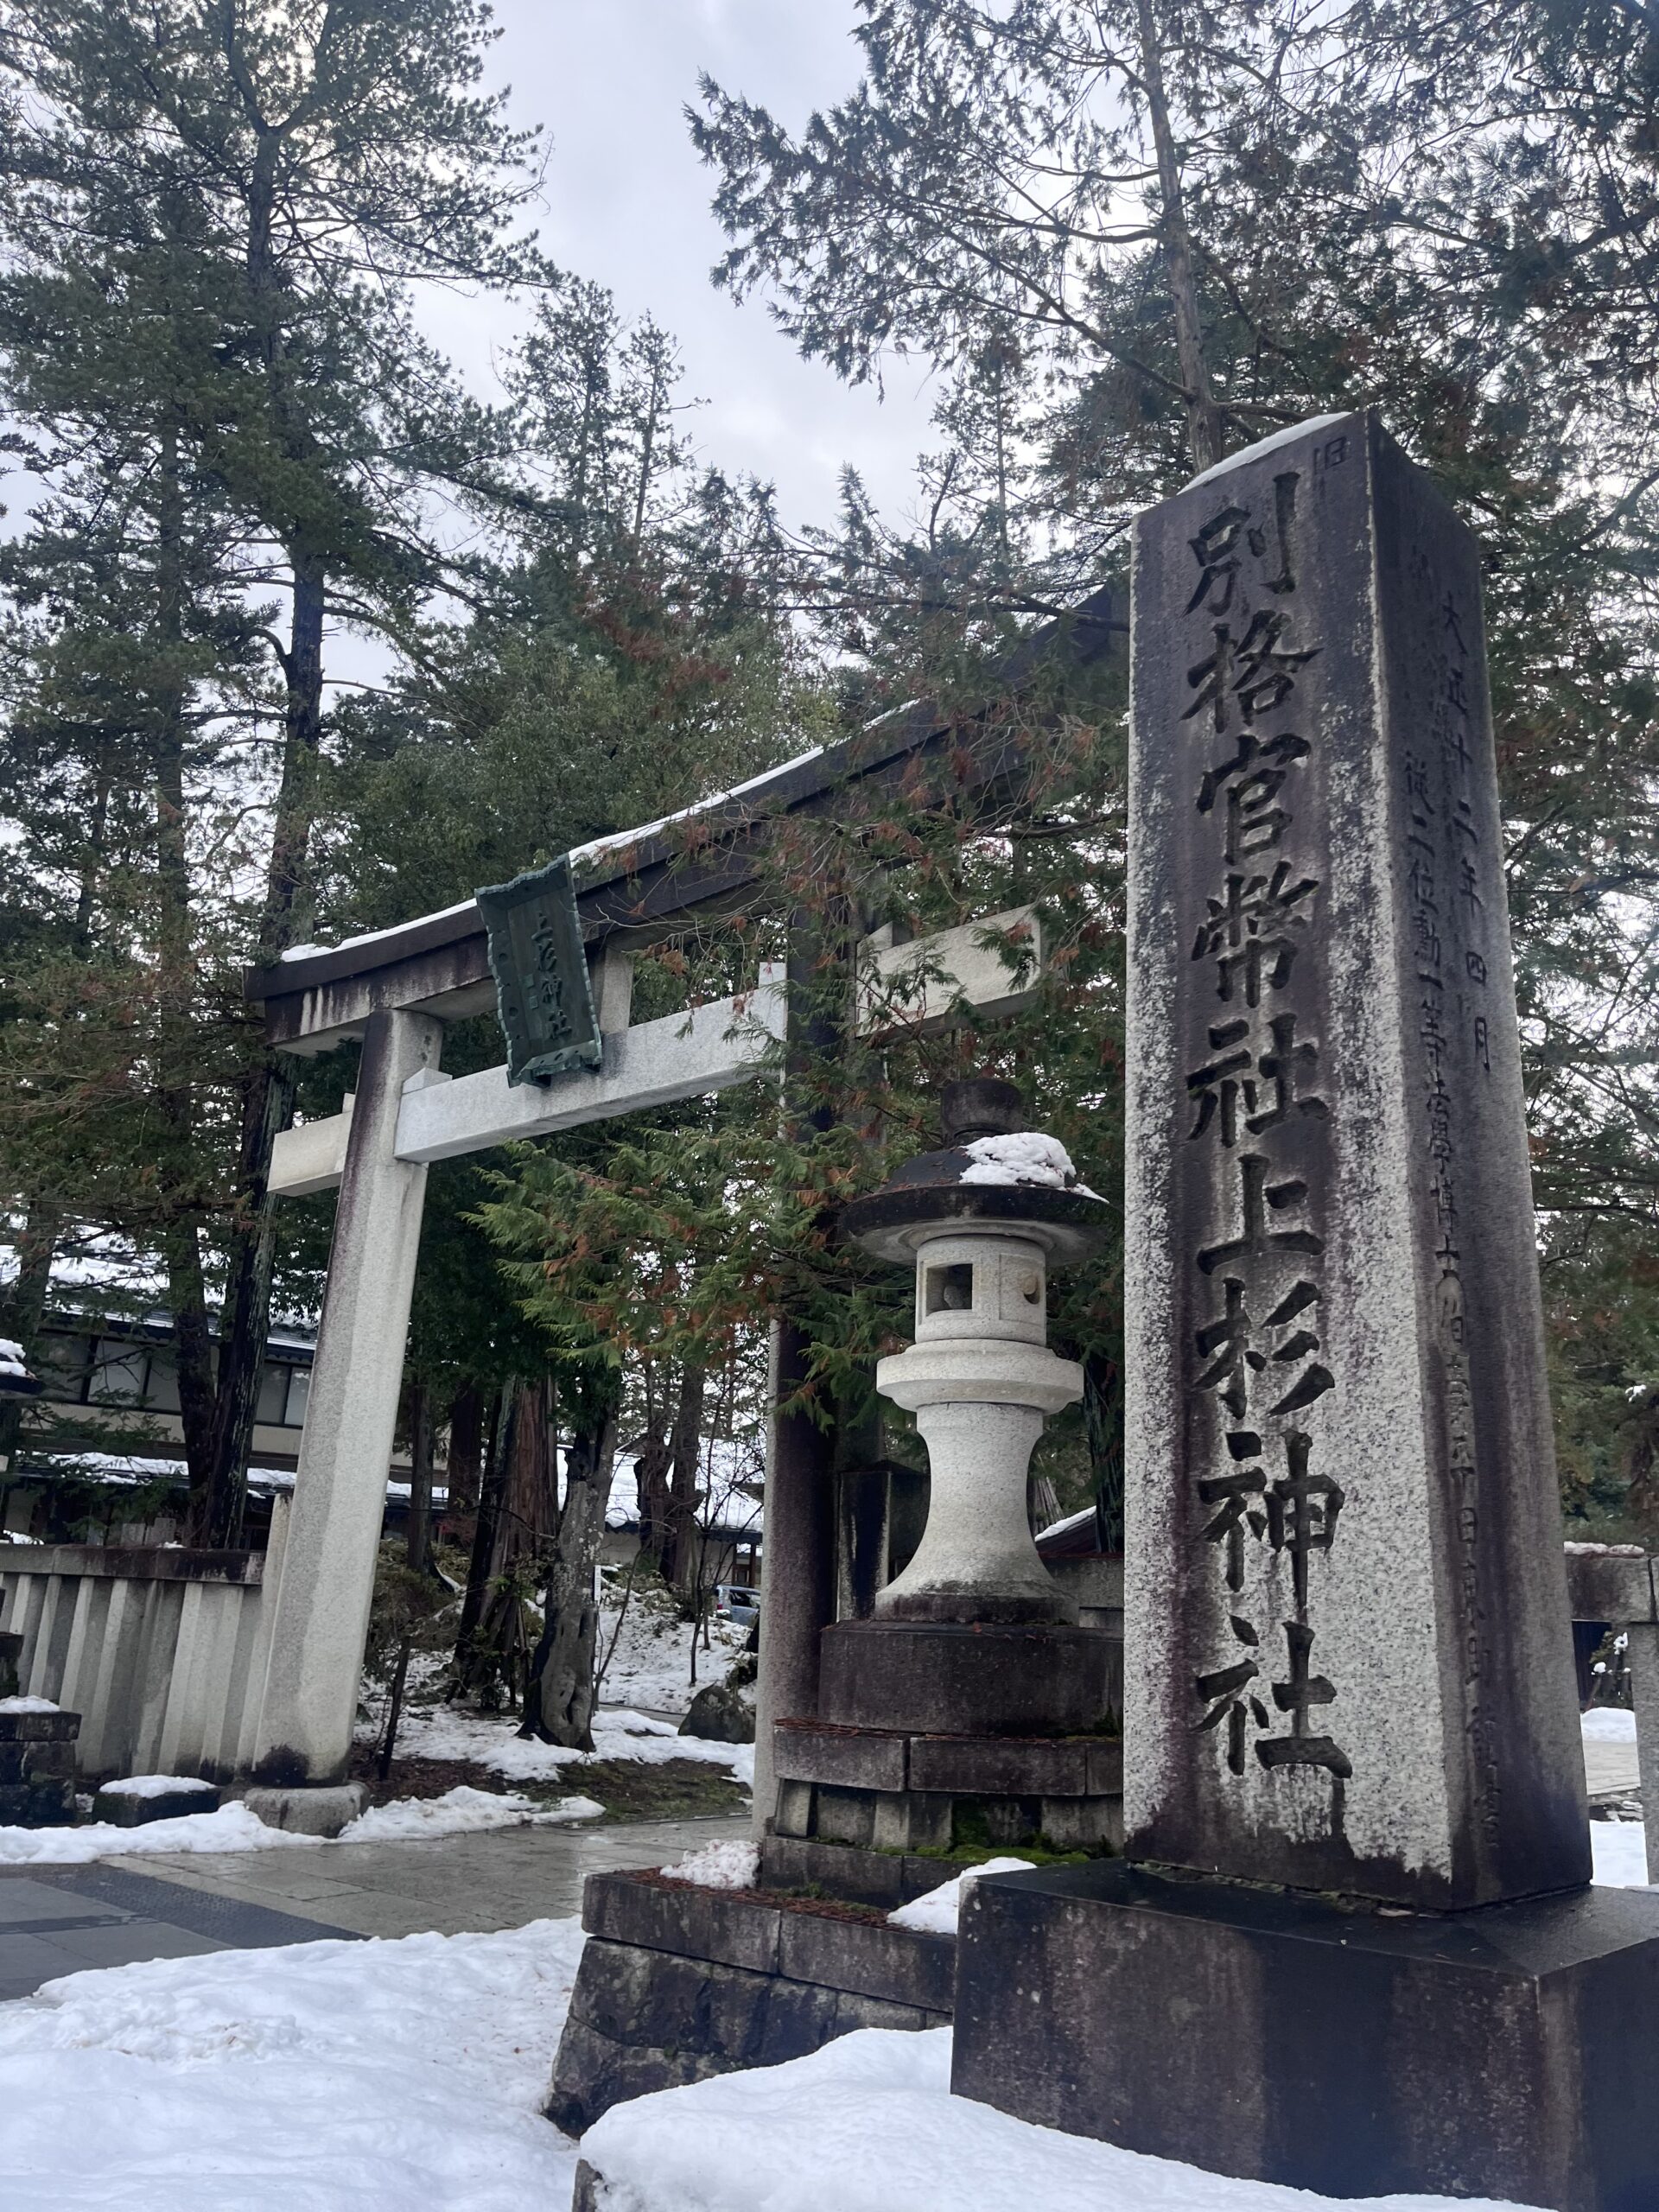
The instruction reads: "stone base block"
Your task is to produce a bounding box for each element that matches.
[92,1780,221,1827]
[953,1858,1659,2212]
[0,1702,79,1825]
[771,1717,1123,1864]
[242,1781,367,1838]
[548,1870,953,2133]
[0,1777,75,1826]
[757,1831,966,1908]
[818,1620,1114,1736]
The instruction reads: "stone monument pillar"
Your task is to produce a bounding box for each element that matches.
[951,412,1659,2212]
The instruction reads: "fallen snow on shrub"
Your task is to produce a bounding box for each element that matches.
[580,2024,1529,2212]
[0,1801,321,1866]
[0,1917,584,2210]
[660,1837,759,1890]
[887,1858,1035,1936]
[339,1784,603,1846]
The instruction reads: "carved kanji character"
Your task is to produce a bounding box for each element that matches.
[1198,1154,1324,1274]
[1267,1432,1344,1611]
[1197,1616,1269,1776]
[1187,1020,1253,1146]
[1192,861,1319,1006]
[1197,729,1311,866]
[1194,1278,1264,1420]
[1244,1013,1328,1135]
[1256,1619,1351,1777]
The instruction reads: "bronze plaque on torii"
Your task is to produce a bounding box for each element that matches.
[476,854,602,1086]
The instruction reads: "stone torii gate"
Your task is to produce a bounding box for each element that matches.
[241,592,1116,1810]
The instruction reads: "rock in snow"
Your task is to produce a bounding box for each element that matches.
[678,1682,756,1745]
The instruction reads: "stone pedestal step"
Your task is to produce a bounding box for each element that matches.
[547,1867,954,2135]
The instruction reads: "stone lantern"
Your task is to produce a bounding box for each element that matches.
[844,1077,1109,1630]
[813,1077,1115,1744]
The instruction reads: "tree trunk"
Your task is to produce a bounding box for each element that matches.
[201,546,327,1545]
[663,1362,706,1591]
[445,1382,485,1514]
[521,1406,618,1750]
[406,1381,434,1573]
[455,1383,512,1689]
[456,1377,558,1703]
[0,1207,56,1465]
[631,1370,672,1568]
[1135,0,1226,475]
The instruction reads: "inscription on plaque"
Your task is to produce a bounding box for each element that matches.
[476,854,603,1087]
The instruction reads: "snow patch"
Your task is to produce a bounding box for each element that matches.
[386,1699,754,1789]
[0,1696,60,1715]
[1581,1707,1638,1742]
[0,1802,321,1866]
[958,1132,1100,1198]
[1592,1821,1651,1888]
[0,1916,584,2209]
[887,1858,1035,1936]
[98,1775,215,1800]
[581,2022,1526,2212]
[1185,412,1353,491]
[1564,1540,1646,1557]
[338,1785,602,1846]
[660,1839,760,1891]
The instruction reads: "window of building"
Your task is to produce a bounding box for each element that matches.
[89,1340,149,1407]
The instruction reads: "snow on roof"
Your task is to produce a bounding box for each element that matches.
[958,1131,1097,1194]
[12,1452,428,1506]
[277,894,479,963]
[274,745,830,971]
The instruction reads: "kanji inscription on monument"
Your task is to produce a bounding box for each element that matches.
[1122,410,1588,1906]
[477,853,603,1087]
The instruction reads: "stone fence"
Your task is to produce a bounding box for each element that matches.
[0,1499,287,1783]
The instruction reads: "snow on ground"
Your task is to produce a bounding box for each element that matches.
[579,2024,1527,2212]
[391,1698,755,1789]
[1591,1821,1650,1887]
[594,1589,750,1717]
[0,1918,584,2211]
[0,1802,323,1866]
[1581,1706,1637,1741]
[340,1785,603,1845]
[887,1859,1035,1936]
[0,1784,607,1865]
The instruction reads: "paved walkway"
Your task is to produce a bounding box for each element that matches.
[0,1810,748,2001]
[1584,1738,1641,1801]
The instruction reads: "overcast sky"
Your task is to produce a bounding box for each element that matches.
[426,0,939,539]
